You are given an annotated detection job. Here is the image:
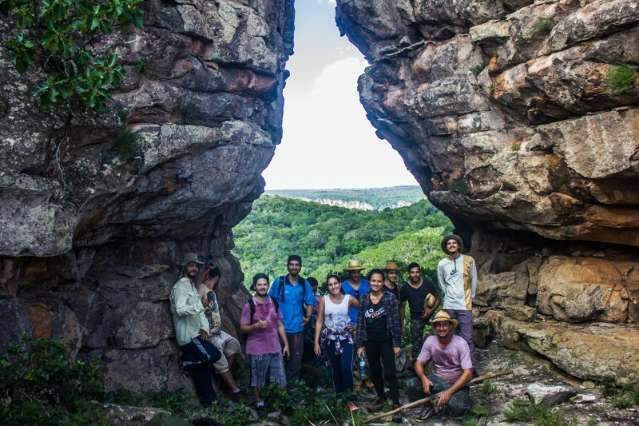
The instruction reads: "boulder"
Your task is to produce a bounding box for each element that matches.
[526,383,577,406]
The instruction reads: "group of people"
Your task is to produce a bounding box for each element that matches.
[169,234,479,421]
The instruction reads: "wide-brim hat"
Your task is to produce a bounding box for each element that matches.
[430,310,458,328]
[385,261,400,271]
[181,252,204,266]
[441,234,464,254]
[344,259,365,271]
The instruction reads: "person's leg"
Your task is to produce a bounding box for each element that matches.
[380,340,400,405]
[339,340,355,396]
[268,353,287,388]
[365,341,385,400]
[325,340,343,394]
[285,332,304,382]
[448,309,476,367]
[446,386,472,416]
[181,342,216,405]
[410,318,426,362]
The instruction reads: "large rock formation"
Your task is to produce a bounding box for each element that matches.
[0,0,294,391]
[336,0,639,382]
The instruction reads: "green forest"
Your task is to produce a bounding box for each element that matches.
[233,195,453,285]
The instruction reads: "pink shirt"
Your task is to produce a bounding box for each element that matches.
[240,297,282,355]
[417,335,473,384]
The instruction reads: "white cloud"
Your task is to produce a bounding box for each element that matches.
[263,55,417,190]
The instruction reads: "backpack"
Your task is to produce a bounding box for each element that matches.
[275,275,307,305]
[248,296,279,323]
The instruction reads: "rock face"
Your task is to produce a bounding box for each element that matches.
[336,0,639,381]
[0,0,294,391]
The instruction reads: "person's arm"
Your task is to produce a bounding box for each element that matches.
[399,286,406,331]
[470,259,478,298]
[239,303,262,334]
[314,297,325,355]
[303,281,315,325]
[389,295,402,354]
[173,282,204,317]
[414,358,434,395]
[348,295,360,309]
[355,298,367,356]
[437,263,446,290]
[277,320,290,357]
[436,368,473,408]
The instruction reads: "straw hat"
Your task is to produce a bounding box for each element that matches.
[384,261,400,271]
[430,310,458,328]
[344,259,365,271]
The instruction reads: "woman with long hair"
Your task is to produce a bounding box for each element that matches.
[314,274,360,412]
[356,269,402,419]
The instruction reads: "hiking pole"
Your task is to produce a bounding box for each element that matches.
[362,370,512,424]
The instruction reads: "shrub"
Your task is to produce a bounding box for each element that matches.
[1,0,144,110]
[111,129,140,160]
[0,338,106,426]
[532,18,554,38]
[608,64,636,95]
[511,142,521,151]
[504,398,576,426]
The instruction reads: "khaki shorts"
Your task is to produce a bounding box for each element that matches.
[210,330,241,373]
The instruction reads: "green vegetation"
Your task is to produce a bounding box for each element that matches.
[233,196,453,284]
[471,64,485,77]
[601,380,639,408]
[480,380,496,395]
[449,179,470,195]
[1,0,143,110]
[504,398,576,426]
[111,129,140,160]
[266,185,425,210]
[0,338,106,426]
[532,17,555,38]
[511,142,521,151]
[608,64,636,95]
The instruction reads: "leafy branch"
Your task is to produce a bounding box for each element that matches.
[1,0,144,110]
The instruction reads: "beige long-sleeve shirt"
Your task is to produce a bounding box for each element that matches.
[170,277,209,346]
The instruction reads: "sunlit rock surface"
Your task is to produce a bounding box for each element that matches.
[0,0,294,391]
[336,0,639,379]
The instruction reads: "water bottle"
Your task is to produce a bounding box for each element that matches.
[358,355,367,380]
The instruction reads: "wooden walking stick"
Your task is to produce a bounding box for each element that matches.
[362,370,511,424]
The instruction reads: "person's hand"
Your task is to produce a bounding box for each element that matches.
[199,329,209,340]
[256,320,268,329]
[303,316,310,325]
[436,389,453,408]
[314,342,321,356]
[421,309,432,320]
[282,344,290,358]
[393,347,401,357]
[357,347,365,358]
[421,377,433,395]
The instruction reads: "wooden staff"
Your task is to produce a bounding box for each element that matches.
[362,370,511,424]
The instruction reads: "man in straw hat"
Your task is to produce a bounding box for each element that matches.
[170,253,222,406]
[413,311,473,415]
[383,261,401,299]
[342,259,370,324]
[437,234,478,368]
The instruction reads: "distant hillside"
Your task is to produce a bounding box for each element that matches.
[233,196,453,284]
[266,185,425,210]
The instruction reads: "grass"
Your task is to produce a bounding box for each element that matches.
[504,398,576,426]
[601,381,639,408]
[511,142,521,151]
[471,64,485,77]
[608,64,636,95]
[480,380,496,395]
[532,17,554,38]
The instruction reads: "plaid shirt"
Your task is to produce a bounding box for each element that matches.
[356,292,402,348]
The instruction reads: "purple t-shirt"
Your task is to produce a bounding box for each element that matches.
[240,297,282,356]
[417,335,473,384]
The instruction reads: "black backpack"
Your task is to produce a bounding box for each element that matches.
[248,296,279,323]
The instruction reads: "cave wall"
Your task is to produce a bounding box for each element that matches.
[335,0,639,383]
[0,0,294,391]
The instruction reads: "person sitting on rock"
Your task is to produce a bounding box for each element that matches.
[198,264,242,400]
[437,234,478,368]
[170,253,221,406]
[240,273,290,410]
[414,310,473,416]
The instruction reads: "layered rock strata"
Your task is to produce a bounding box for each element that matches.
[336,0,639,382]
[0,0,294,391]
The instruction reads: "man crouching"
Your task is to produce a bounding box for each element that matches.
[414,310,473,416]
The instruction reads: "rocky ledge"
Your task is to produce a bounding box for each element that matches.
[336,0,639,380]
[0,0,293,391]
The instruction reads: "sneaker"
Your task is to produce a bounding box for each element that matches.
[255,399,265,410]
[365,398,385,412]
[346,401,360,412]
[228,389,242,402]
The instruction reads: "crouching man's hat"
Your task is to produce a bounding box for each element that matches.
[430,310,458,328]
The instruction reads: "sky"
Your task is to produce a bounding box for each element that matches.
[262,0,417,190]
